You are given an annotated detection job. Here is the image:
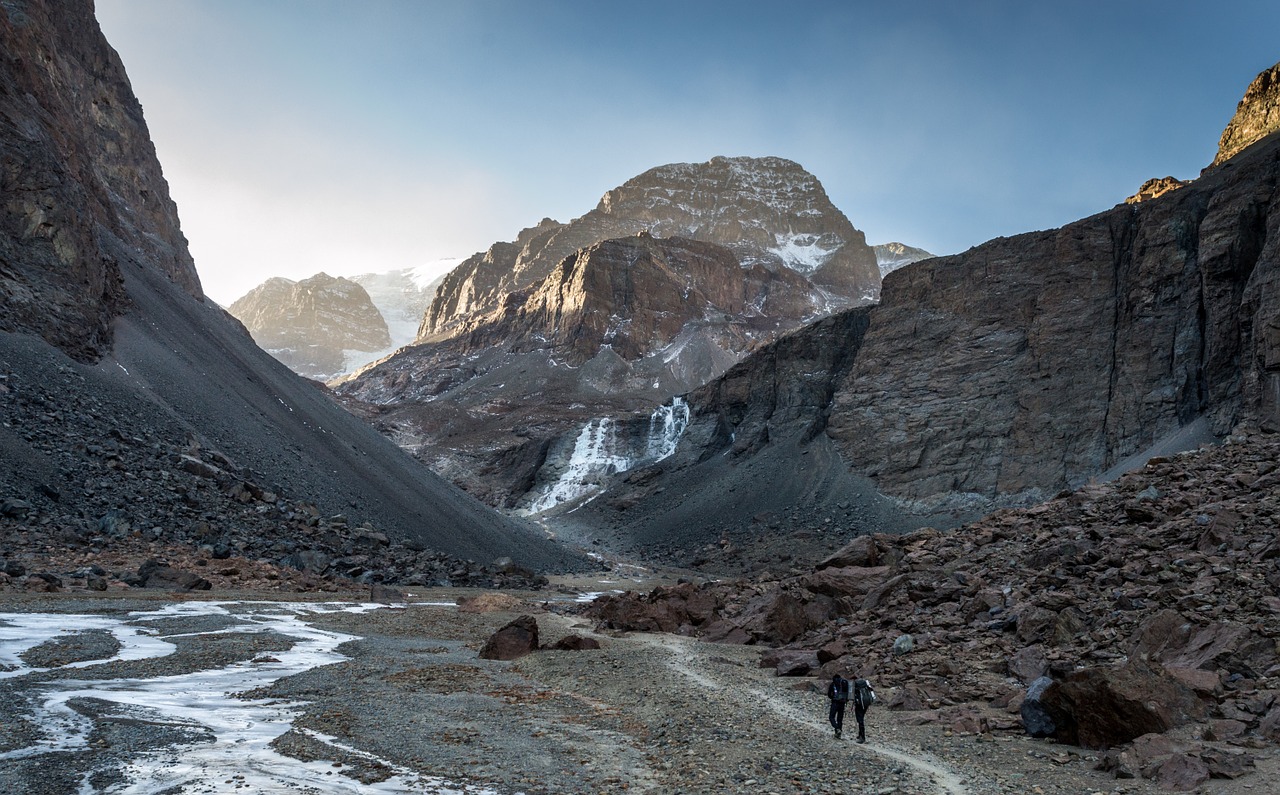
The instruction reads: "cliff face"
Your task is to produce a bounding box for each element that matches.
[1212,62,1280,167]
[0,0,198,361]
[827,125,1280,508]
[228,273,391,380]
[421,156,879,340]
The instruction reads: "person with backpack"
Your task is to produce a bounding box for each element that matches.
[851,677,876,743]
[827,673,850,738]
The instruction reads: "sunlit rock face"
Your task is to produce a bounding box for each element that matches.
[229,274,391,380]
[421,155,880,340]
[0,0,199,361]
[1125,176,1190,204]
[873,242,933,279]
[1212,60,1280,168]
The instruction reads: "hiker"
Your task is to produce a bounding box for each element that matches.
[826,673,849,738]
[851,677,876,743]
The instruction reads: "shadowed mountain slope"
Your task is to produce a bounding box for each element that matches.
[0,0,580,573]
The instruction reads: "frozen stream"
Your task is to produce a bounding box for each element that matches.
[0,601,501,795]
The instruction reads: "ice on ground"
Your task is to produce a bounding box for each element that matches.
[0,601,500,794]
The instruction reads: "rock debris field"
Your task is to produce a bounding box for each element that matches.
[2,589,1277,795]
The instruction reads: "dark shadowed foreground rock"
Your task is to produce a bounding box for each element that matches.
[544,635,601,651]
[1040,658,1208,748]
[479,615,540,660]
[137,559,211,591]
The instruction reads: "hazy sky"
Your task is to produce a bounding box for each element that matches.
[95,1,1280,305]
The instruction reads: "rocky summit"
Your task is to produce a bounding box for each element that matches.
[228,273,392,380]
[1212,61,1280,167]
[874,241,934,278]
[421,155,880,340]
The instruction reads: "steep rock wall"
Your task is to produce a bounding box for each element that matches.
[828,130,1280,508]
[0,0,198,361]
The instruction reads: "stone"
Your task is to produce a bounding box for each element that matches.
[1020,676,1057,738]
[1153,754,1210,792]
[280,550,331,574]
[1008,645,1049,684]
[478,615,540,661]
[815,535,881,570]
[1038,658,1207,748]
[892,634,915,656]
[544,635,601,651]
[759,649,819,677]
[369,583,402,603]
[137,559,211,591]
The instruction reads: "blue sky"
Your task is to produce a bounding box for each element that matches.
[95,1,1280,305]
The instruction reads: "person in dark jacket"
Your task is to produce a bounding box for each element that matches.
[826,673,849,738]
[851,677,876,743]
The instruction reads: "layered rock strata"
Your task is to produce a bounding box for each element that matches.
[0,0,198,361]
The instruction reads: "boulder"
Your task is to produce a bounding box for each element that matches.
[1008,645,1049,684]
[138,559,211,591]
[1153,754,1210,792]
[1020,676,1057,738]
[759,649,818,677]
[545,634,601,651]
[803,565,893,598]
[1039,658,1207,748]
[815,535,881,570]
[478,615,540,661]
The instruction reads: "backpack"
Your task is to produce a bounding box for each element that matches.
[853,679,876,709]
[832,678,850,702]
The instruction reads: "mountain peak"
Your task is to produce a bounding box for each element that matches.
[1212,60,1280,167]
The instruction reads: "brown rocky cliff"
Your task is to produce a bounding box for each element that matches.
[1212,60,1280,168]
[420,156,879,340]
[450,233,817,364]
[0,0,199,361]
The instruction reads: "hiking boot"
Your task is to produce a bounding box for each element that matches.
[835,728,841,739]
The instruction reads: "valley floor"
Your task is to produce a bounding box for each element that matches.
[0,588,1275,795]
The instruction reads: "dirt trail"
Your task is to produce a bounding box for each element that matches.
[637,632,970,795]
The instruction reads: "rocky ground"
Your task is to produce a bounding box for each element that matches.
[5,589,1276,795]
[0,338,562,596]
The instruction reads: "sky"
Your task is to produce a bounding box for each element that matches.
[94,1,1280,306]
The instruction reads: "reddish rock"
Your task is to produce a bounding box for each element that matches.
[815,535,881,570]
[759,649,818,677]
[1040,658,1207,748]
[545,635,601,651]
[1153,754,1210,792]
[478,615,540,661]
[802,565,893,598]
